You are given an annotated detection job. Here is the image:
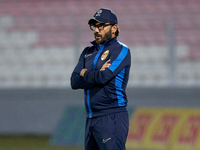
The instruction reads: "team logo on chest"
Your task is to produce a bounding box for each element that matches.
[101,50,109,60]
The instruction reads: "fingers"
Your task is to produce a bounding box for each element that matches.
[100,59,111,71]
[101,64,110,71]
[80,68,88,77]
[106,59,111,63]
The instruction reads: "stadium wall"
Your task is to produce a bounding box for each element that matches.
[0,87,199,134]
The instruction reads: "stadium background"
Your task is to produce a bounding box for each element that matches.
[0,0,200,149]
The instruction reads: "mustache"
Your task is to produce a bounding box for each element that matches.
[94,33,101,37]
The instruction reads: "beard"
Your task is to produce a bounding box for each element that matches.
[94,28,112,45]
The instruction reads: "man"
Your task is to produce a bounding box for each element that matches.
[71,8,131,150]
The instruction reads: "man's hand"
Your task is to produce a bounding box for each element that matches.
[80,68,88,77]
[100,59,111,71]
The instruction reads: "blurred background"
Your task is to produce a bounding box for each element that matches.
[0,0,200,149]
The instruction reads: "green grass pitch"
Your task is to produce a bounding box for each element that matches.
[0,135,84,150]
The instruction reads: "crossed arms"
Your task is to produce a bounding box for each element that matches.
[80,59,111,77]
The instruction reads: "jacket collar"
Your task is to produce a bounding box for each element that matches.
[91,37,117,48]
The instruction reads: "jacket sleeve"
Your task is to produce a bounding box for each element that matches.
[70,47,95,90]
[83,45,131,85]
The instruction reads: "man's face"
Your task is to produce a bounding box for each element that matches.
[93,22,113,45]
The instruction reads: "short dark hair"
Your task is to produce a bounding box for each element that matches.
[115,28,119,36]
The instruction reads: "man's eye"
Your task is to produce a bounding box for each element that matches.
[96,25,102,28]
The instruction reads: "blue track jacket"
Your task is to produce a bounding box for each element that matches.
[71,37,131,118]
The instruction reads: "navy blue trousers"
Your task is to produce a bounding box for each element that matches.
[85,111,129,150]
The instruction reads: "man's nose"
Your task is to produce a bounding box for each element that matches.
[94,27,100,32]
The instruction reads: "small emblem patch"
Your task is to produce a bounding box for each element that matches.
[101,50,109,60]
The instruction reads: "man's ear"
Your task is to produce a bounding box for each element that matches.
[112,24,118,34]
